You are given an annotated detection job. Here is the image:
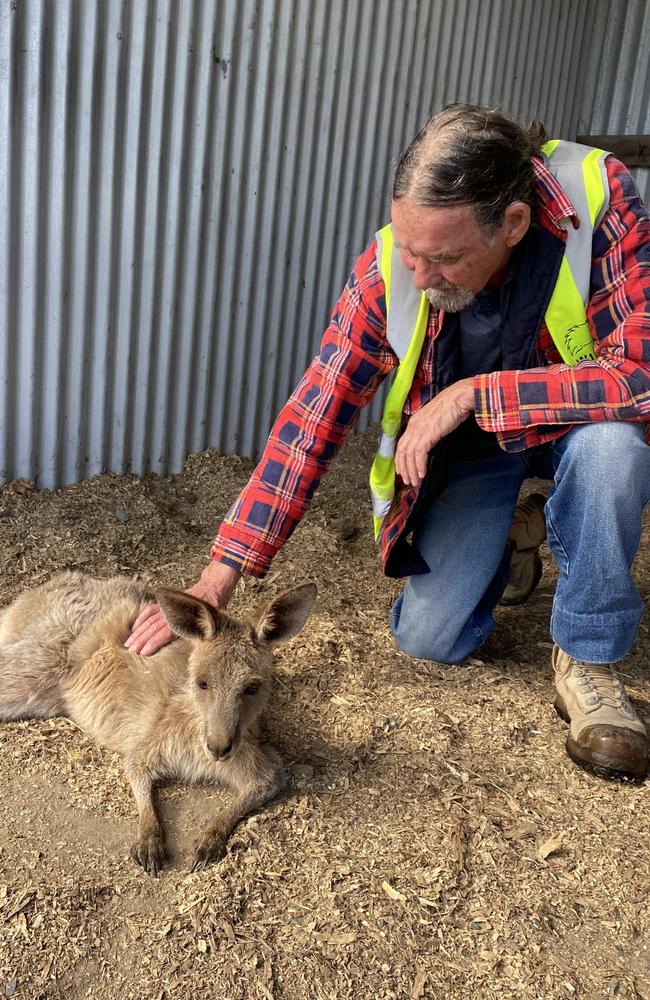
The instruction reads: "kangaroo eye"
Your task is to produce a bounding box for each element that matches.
[244,682,261,696]
[196,679,209,690]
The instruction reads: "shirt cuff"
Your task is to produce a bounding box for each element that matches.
[473,371,527,433]
[209,534,273,579]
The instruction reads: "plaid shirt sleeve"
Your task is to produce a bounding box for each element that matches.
[474,157,650,444]
[209,241,394,576]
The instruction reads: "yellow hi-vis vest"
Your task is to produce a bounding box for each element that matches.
[369,139,610,541]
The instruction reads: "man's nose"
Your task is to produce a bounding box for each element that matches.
[412,259,442,291]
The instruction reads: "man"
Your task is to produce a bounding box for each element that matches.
[127,105,650,783]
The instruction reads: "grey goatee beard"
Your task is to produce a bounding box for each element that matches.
[425,283,476,312]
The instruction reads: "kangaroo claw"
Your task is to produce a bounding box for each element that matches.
[130,835,165,877]
[190,832,227,871]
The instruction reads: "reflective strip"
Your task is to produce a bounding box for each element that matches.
[369,449,396,539]
[542,141,606,304]
[376,224,426,361]
[377,432,396,459]
[583,147,610,227]
[370,224,431,540]
[381,289,429,435]
[369,235,430,539]
[372,496,392,519]
[541,140,609,363]
[595,155,610,229]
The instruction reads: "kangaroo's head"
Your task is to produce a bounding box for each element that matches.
[156,583,317,762]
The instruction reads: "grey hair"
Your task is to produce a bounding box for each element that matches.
[393,104,547,232]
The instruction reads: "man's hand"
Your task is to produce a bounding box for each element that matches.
[125,562,242,656]
[395,377,476,487]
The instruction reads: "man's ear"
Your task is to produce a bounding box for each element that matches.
[255,583,318,646]
[156,588,227,641]
[503,201,531,247]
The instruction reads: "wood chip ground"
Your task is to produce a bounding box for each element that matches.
[0,428,648,999]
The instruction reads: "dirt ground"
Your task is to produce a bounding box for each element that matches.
[0,427,648,1000]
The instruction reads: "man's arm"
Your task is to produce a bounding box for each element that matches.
[210,241,395,577]
[127,240,395,655]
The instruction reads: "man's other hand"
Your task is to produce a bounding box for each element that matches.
[395,377,476,487]
[124,562,242,656]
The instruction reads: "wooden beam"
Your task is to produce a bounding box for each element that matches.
[576,134,650,168]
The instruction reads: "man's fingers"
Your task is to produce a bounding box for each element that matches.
[396,447,411,486]
[396,436,427,488]
[125,609,164,648]
[416,449,429,482]
[140,625,176,656]
[129,603,161,635]
[408,452,424,488]
[125,605,177,655]
[126,618,174,655]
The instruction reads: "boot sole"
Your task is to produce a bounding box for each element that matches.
[554,696,647,784]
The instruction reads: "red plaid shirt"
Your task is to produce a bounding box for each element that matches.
[211,156,650,577]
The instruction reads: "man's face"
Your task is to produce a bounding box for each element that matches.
[390,199,525,312]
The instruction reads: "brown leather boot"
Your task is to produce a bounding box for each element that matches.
[499,493,547,606]
[552,645,648,782]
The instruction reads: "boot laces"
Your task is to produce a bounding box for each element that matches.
[572,663,634,716]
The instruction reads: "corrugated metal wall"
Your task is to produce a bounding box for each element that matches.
[578,0,650,205]
[0,0,640,489]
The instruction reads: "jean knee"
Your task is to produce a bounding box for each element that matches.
[393,628,465,664]
[558,423,650,496]
[562,422,645,466]
[390,593,476,664]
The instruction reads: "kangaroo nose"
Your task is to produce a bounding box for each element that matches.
[207,740,234,761]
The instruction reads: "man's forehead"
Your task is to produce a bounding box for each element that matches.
[390,199,481,252]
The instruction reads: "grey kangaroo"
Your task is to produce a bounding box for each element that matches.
[0,572,317,875]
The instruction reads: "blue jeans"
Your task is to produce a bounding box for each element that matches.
[390,423,650,664]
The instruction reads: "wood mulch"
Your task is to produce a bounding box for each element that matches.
[0,427,648,999]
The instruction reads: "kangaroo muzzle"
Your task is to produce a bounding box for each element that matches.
[205,729,238,761]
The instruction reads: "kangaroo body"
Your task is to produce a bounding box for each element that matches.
[0,572,316,873]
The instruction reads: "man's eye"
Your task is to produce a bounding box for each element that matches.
[196,679,209,690]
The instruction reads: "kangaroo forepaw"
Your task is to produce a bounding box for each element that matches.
[130,832,166,877]
[190,830,228,871]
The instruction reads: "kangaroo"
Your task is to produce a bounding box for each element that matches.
[0,572,317,875]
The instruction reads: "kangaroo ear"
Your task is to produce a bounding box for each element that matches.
[255,583,317,646]
[156,588,227,641]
